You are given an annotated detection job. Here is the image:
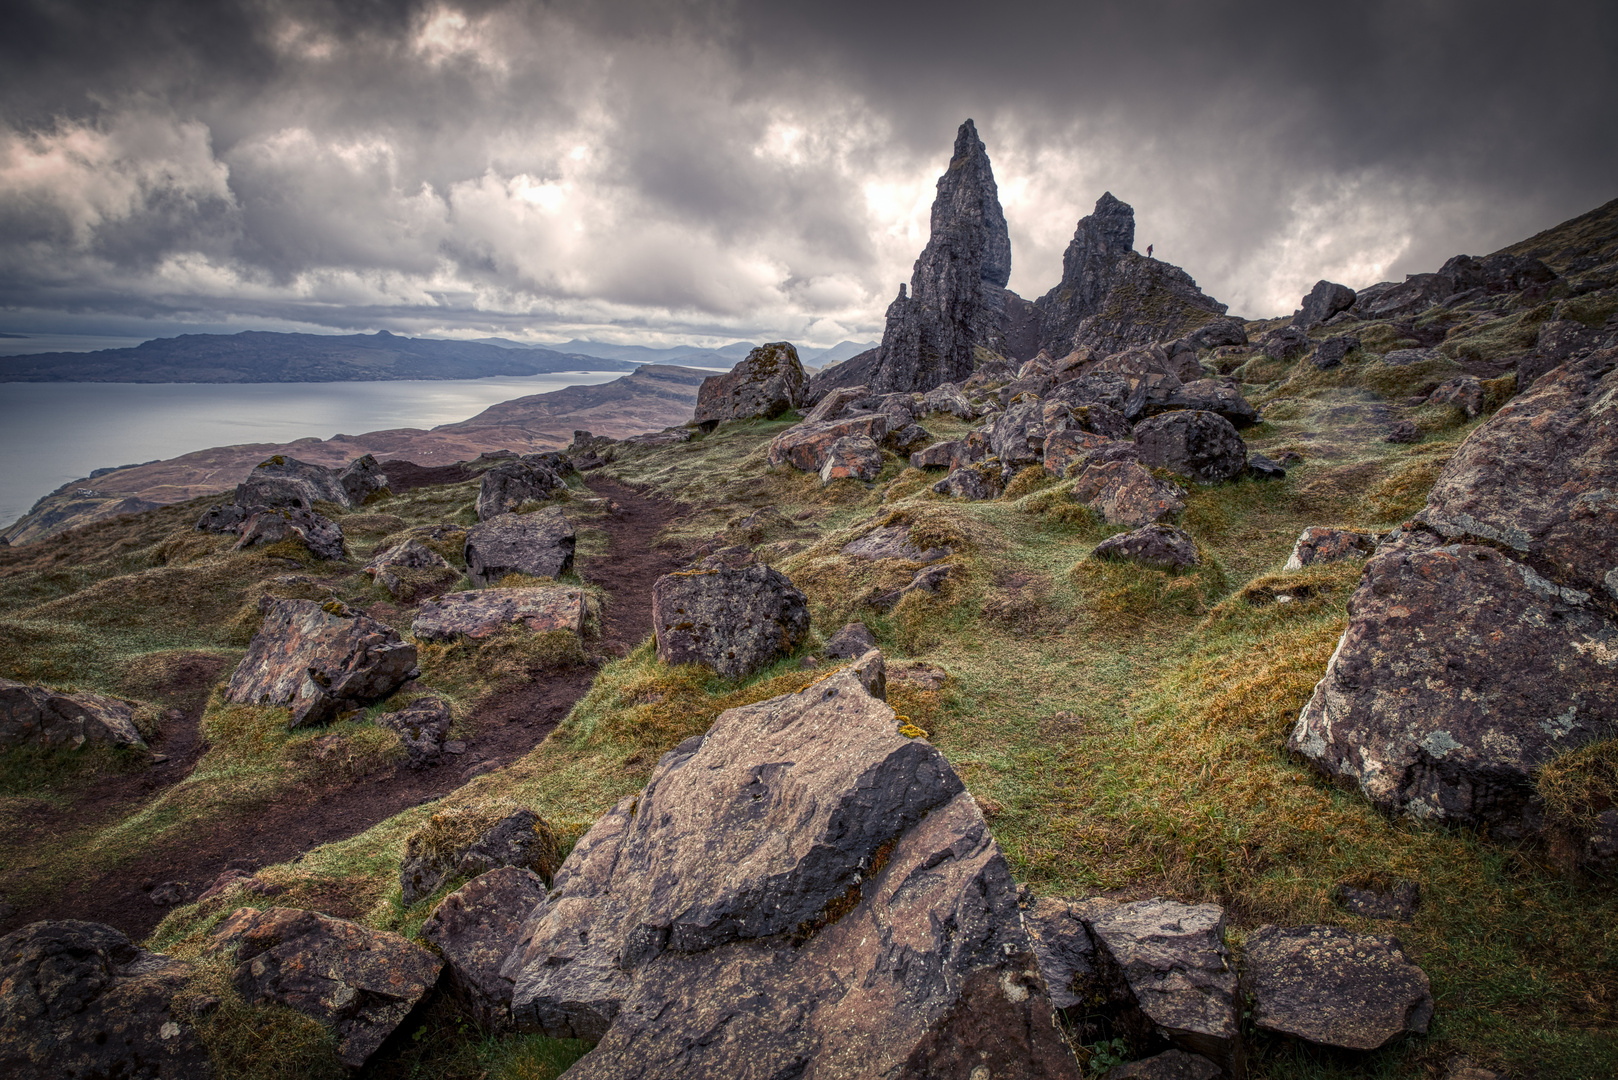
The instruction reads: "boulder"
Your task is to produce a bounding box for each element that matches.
[1261,325,1310,362]
[1072,461,1187,527]
[373,697,454,769]
[999,375,1053,407]
[1289,539,1618,838]
[1044,430,1123,479]
[1187,318,1248,350]
[818,435,885,484]
[1384,419,1421,444]
[1132,411,1248,485]
[1103,1050,1221,1080]
[225,599,418,728]
[1519,319,1602,389]
[869,120,1014,394]
[1334,880,1420,922]
[884,423,932,456]
[910,440,961,470]
[1156,378,1259,428]
[411,586,586,642]
[692,342,807,428]
[234,454,348,510]
[338,454,390,506]
[921,381,977,419]
[841,524,951,564]
[476,460,567,521]
[422,867,550,1029]
[1293,280,1357,327]
[1426,375,1484,417]
[1418,348,1617,599]
[1246,453,1287,480]
[1048,370,1134,415]
[1313,334,1360,370]
[651,564,811,678]
[1022,895,1108,1012]
[209,907,441,1069]
[196,503,250,534]
[1092,525,1200,570]
[1242,925,1433,1051]
[233,506,345,560]
[1047,400,1134,441]
[464,509,576,585]
[401,807,561,905]
[823,621,878,659]
[507,655,1079,1079]
[987,400,1045,467]
[1084,899,1243,1075]
[0,679,145,750]
[933,463,1004,500]
[803,385,869,424]
[0,920,208,1080]
[768,414,891,472]
[363,538,457,601]
[1283,526,1377,570]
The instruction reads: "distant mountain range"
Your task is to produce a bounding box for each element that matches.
[0,330,878,382]
[0,330,638,383]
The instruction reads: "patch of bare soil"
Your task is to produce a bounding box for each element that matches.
[1,476,682,940]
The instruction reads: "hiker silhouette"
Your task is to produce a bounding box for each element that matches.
[1147,243,1154,258]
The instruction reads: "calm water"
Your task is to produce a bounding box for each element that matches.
[0,373,625,528]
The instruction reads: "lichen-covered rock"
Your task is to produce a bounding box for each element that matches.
[422,867,550,1029]
[1284,526,1377,570]
[987,400,1045,467]
[226,599,418,728]
[234,454,349,510]
[1155,378,1259,428]
[1427,375,1484,417]
[1022,896,1108,1012]
[803,384,869,424]
[819,435,884,484]
[1047,400,1134,441]
[0,679,145,750]
[1313,333,1360,370]
[1044,430,1122,478]
[1187,319,1248,350]
[411,586,586,642]
[363,539,457,601]
[933,463,1004,501]
[823,621,878,659]
[373,697,454,769]
[768,414,891,472]
[1132,410,1248,485]
[338,454,390,506]
[1262,325,1310,361]
[1048,370,1134,414]
[0,920,208,1080]
[651,564,810,678]
[1072,461,1186,527]
[508,656,1078,1079]
[1417,348,1617,600]
[841,524,951,564]
[234,506,346,560]
[692,342,807,428]
[1243,925,1433,1051]
[401,807,561,905]
[1092,525,1199,570]
[1293,280,1357,327]
[921,380,976,419]
[870,120,1013,395]
[209,907,441,1069]
[475,460,566,521]
[910,440,962,470]
[1381,347,1443,367]
[464,509,575,585]
[1519,319,1604,390]
[884,423,932,456]
[1289,539,1618,838]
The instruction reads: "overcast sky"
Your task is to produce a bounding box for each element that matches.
[2,0,1614,350]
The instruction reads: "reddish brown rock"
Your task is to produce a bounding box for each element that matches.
[1043,430,1121,478]
[210,907,441,1069]
[422,868,550,1030]
[818,435,884,484]
[1284,526,1377,570]
[933,462,1005,500]
[225,599,418,728]
[768,414,891,472]
[1071,460,1186,526]
[411,586,586,642]
[0,679,145,750]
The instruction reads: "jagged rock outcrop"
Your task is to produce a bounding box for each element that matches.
[692,342,807,429]
[506,653,1079,1079]
[1242,925,1433,1051]
[1035,194,1227,358]
[411,586,586,642]
[0,679,145,750]
[225,599,418,727]
[869,120,1014,395]
[650,564,811,677]
[464,508,576,585]
[0,920,209,1080]
[209,907,441,1069]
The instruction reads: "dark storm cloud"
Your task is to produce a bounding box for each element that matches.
[1,0,1613,346]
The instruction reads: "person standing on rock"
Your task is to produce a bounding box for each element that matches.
[1146,243,1153,259]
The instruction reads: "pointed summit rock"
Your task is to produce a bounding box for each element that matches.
[870,120,1013,394]
[1036,193,1228,357]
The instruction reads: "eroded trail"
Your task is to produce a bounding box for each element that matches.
[2,476,682,941]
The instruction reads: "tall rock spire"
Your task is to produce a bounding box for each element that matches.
[870,119,1012,395]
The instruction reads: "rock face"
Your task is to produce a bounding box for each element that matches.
[870,120,1013,395]
[233,506,345,560]
[422,867,550,1029]
[1293,280,1357,327]
[1284,527,1377,571]
[226,599,418,727]
[1243,925,1433,1051]
[1035,194,1227,358]
[692,342,807,428]
[1072,461,1186,527]
[0,920,209,1080]
[465,509,576,585]
[476,460,567,521]
[0,679,145,750]
[210,907,441,1069]
[507,654,1079,1079]
[411,586,586,642]
[1092,525,1200,571]
[401,808,561,905]
[651,564,811,678]
[1288,539,1618,838]
[1132,411,1248,485]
